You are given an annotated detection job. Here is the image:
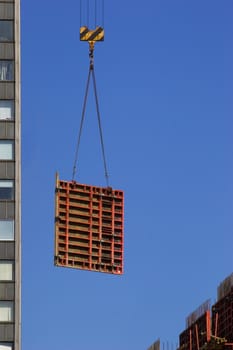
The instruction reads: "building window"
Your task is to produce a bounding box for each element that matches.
[0,141,14,160]
[0,21,13,42]
[0,344,13,350]
[0,101,14,120]
[0,61,14,81]
[0,261,13,280]
[0,301,14,322]
[0,180,14,200]
[0,220,14,240]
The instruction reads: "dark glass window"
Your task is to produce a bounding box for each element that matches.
[0,180,14,200]
[0,21,13,41]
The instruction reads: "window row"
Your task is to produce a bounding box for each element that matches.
[0,301,14,322]
[0,220,14,240]
[0,180,14,200]
[0,261,14,280]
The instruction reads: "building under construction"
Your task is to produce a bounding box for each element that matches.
[178,273,233,350]
[148,274,233,350]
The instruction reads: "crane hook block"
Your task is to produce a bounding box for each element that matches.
[80,26,104,42]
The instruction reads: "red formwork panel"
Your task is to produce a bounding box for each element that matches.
[54,174,124,274]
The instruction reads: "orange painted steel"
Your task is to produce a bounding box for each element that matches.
[195,324,199,350]
[206,310,211,342]
[54,174,124,274]
[189,329,192,350]
[214,312,219,337]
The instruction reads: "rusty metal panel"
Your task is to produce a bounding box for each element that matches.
[54,174,124,274]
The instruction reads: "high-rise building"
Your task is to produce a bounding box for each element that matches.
[0,1,21,350]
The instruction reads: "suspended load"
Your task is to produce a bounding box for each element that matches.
[54,0,124,274]
[54,174,124,274]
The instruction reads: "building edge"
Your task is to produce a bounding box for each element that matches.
[14,0,21,349]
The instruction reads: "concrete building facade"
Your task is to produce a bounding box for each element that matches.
[0,0,21,349]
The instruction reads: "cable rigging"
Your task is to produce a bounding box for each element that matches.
[54,0,124,276]
[72,1,108,185]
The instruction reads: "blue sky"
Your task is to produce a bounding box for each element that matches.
[21,1,233,349]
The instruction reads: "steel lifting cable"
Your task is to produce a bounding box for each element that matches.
[72,67,92,181]
[92,64,109,185]
[95,0,97,28]
[87,0,89,27]
[102,0,104,28]
[80,0,105,28]
[72,47,109,186]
